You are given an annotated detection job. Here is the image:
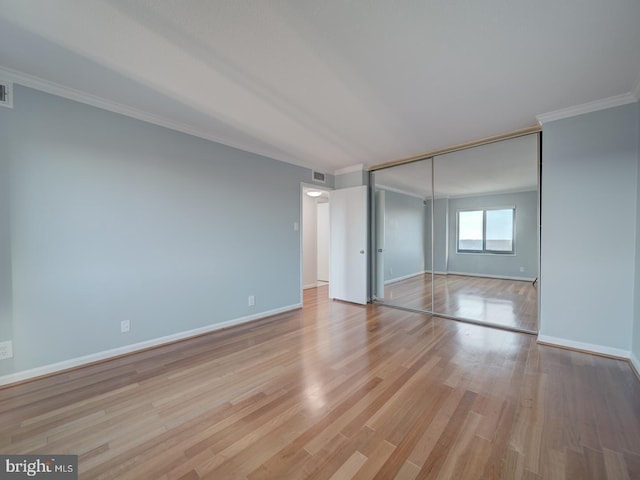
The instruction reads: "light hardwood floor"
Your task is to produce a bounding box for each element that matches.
[1,286,638,479]
[379,274,538,332]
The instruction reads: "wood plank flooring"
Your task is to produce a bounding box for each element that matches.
[1,286,638,479]
[379,274,538,332]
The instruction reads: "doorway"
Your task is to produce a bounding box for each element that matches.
[301,185,331,301]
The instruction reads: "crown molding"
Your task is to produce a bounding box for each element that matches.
[369,126,540,171]
[0,66,220,142]
[536,92,637,125]
[0,65,322,171]
[334,164,364,175]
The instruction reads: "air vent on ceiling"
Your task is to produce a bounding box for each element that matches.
[0,81,13,109]
[312,171,326,184]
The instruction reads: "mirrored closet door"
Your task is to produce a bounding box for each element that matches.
[371,132,539,334]
[371,158,433,313]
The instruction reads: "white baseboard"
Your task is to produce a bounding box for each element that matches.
[537,334,631,359]
[631,352,640,376]
[445,271,536,282]
[384,271,427,285]
[304,281,329,290]
[0,303,302,387]
[383,270,534,284]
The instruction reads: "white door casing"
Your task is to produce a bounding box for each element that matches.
[374,189,385,299]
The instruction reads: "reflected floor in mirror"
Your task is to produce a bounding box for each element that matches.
[378,274,538,332]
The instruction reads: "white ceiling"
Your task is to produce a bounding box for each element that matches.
[0,0,639,174]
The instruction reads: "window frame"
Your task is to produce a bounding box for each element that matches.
[456,207,516,255]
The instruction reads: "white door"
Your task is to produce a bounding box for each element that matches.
[329,185,368,304]
[317,202,330,282]
[374,190,385,299]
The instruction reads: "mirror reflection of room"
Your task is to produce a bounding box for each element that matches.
[433,134,538,332]
[371,133,539,334]
[372,158,433,313]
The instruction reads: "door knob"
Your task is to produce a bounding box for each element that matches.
[377,248,383,252]
[360,250,365,254]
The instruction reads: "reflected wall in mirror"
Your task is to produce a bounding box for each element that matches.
[371,158,433,313]
[432,134,539,332]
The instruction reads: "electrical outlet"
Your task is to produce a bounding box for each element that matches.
[120,320,130,333]
[520,266,525,272]
[248,295,255,307]
[0,340,13,360]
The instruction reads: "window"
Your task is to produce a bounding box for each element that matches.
[457,208,514,254]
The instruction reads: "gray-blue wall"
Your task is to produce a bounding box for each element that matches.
[379,189,427,282]
[634,101,640,366]
[0,85,330,377]
[0,130,12,372]
[540,102,638,354]
[432,198,448,273]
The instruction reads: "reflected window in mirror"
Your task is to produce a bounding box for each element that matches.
[457,207,515,254]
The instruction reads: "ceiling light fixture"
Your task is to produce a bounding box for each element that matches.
[306,191,322,197]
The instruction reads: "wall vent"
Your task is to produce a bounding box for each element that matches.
[0,81,13,109]
[312,171,326,184]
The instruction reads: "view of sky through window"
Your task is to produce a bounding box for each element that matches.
[458,208,514,252]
